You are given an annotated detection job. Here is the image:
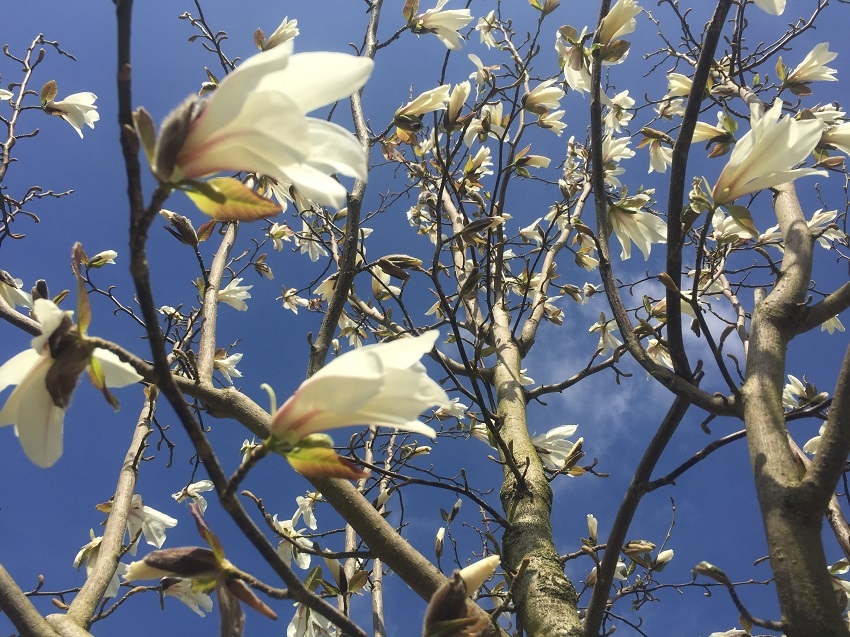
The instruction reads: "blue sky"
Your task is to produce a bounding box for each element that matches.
[1,1,849,636]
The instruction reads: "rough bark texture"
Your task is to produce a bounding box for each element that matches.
[494,317,582,637]
[742,183,845,636]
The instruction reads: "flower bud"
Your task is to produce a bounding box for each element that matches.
[153,96,201,183]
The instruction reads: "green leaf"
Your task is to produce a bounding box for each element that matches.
[402,0,420,23]
[87,356,120,410]
[183,177,282,221]
[725,204,759,237]
[285,447,369,480]
[40,80,58,104]
[304,566,324,592]
[348,569,370,592]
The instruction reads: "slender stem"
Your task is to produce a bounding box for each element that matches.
[583,396,690,637]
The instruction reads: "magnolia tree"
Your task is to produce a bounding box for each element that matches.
[2,0,850,635]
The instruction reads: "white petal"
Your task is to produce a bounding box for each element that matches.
[8,356,66,467]
[0,349,42,394]
[92,349,143,387]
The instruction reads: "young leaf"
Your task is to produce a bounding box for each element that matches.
[184,177,282,221]
[285,447,369,480]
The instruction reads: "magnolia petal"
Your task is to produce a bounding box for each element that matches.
[8,356,66,467]
[278,162,352,209]
[0,349,42,394]
[754,0,785,15]
[304,119,368,181]
[181,92,309,180]
[31,299,68,351]
[258,52,374,114]
[92,349,143,388]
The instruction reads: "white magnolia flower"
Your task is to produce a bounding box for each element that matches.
[753,0,785,15]
[692,112,730,143]
[782,374,807,410]
[126,494,179,555]
[158,305,182,320]
[172,480,215,514]
[711,209,757,242]
[646,338,673,369]
[269,222,295,251]
[821,122,850,156]
[273,515,313,569]
[287,602,335,637]
[522,79,565,114]
[603,90,634,133]
[589,316,622,356]
[476,10,498,48]
[803,424,825,455]
[598,0,641,46]
[214,352,243,384]
[396,85,451,119]
[434,397,468,420]
[281,287,311,313]
[292,492,320,530]
[531,424,580,471]
[519,369,535,386]
[297,220,329,262]
[45,92,99,138]
[587,514,598,544]
[711,100,826,205]
[263,17,299,50]
[537,109,567,135]
[410,0,474,51]
[647,140,673,174]
[785,43,838,85]
[459,555,500,593]
[587,561,628,586]
[0,89,12,101]
[0,271,32,309]
[162,578,214,617]
[609,205,667,260]
[656,97,685,119]
[602,134,635,163]
[88,250,118,268]
[0,299,141,467]
[313,275,337,301]
[468,53,499,90]
[665,72,692,98]
[74,530,128,599]
[241,438,261,464]
[155,42,373,209]
[822,315,845,334]
[760,209,845,251]
[270,331,451,445]
[217,278,252,311]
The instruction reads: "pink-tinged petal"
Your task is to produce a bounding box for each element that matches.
[180,92,309,179]
[2,355,65,467]
[91,349,143,388]
[0,349,42,394]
